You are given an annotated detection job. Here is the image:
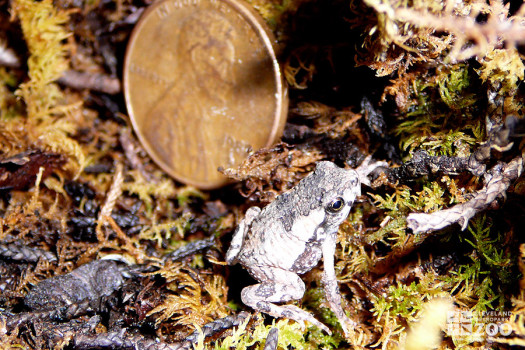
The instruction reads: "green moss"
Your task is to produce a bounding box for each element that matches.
[443,215,518,314]
[436,64,477,111]
[0,68,22,120]
[305,327,342,349]
[303,288,345,339]
[372,281,426,324]
[394,63,485,158]
[138,213,192,248]
[365,215,407,246]
[446,258,490,307]
[246,0,300,31]
[10,0,87,177]
[206,316,310,350]
[177,186,208,207]
[465,216,516,309]
[13,0,71,120]
[122,172,179,214]
[477,49,524,96]
[397,110,481,157]
[368,180,452,247]
[465,216,512,272]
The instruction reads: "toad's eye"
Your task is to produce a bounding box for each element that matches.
[327,197,345,213]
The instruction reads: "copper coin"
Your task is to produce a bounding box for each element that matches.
[123,0,288,189]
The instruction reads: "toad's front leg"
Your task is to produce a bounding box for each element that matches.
[321,234,356,337]
[240,267,330,334]
[226,206,261,265]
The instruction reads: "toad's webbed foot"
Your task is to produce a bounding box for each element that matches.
[240,268,331,334]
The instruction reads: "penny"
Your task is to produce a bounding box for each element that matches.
[123,0,288,189]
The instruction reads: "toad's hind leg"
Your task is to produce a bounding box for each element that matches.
[240,268,330,334]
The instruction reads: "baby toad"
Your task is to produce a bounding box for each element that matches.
[226,161,360,336]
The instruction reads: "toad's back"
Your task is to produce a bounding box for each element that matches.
[234,162,360,279]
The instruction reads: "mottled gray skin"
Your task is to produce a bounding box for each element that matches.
[226,161,360,336]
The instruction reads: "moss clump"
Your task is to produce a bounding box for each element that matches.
[12,0,70,120]
[445,215,518,313]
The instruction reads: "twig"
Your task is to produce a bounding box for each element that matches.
[97,163,124,240]
[119,128,153,182]
[355,155,389,186]
[263,327,279,350]
[162,236,216,263]
[387,150,469,182]
[6,299,94,332]
[183,311,250,343]
[387,116,519,182]
[72,328,189,350]
[468,115,518,176]
[407,155,523,233]
[70,312,251,350]
[58,70,121,94]
[0,242,56,263]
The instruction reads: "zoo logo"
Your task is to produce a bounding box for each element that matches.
[446,310,512,338]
